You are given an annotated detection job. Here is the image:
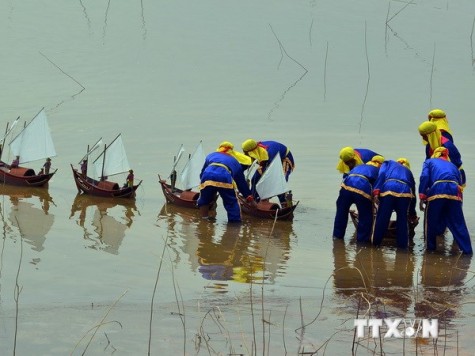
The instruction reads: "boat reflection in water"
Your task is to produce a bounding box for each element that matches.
[1,186,55,256]
[158,203,295,292]
[69,194,139,255]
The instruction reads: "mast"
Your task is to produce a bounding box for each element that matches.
[101,144,107,180]
[0,117,20,161]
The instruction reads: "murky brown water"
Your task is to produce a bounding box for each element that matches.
[1,0,475,354]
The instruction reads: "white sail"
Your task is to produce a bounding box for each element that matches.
[256,153,288,200]
[180,141,205,190]
[93,134,131,178]
[9,108,56,164]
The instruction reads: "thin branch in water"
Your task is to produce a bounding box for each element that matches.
[471,15,475,66]
[141,0,147,40]
[39,51,86,109]
[282,303,288,355]
[309,18,314,47]
[384,2,391,55]
[359,21,370,134]
[78,0,92,33]
[39,51,85,91]
[386,0,415,24]
[102,0,112,45]
[267,24,308,121]
[323,41,328,101]
[429,43,436,108]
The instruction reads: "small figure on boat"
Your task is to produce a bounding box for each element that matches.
[427,108,453,141]
[336,147,381,178]
[198,141,257,222]
[125,169,134,187]
[332,155,384,243]
[372,158,417,249]
[241,139,295,205]
[80,159,88,176]
[419,147,472,255]
[418,121,465,185]
[42,157,52,175]
[11,155,20,169]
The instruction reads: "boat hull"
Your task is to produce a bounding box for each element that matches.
[71,165,140,199]
[349,209,419,240]
[0,164,55,187]
[159,177,297,221]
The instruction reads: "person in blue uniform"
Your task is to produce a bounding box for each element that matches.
[418,121,465,186]
[428,108,453,142]
[419,147,472,255]
[241,139,295,204]
[336,147,382,178]
[332,156,384,243]
[372,158,417,248]
[198,142,256,222]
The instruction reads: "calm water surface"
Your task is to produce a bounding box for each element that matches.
[1,0,475,354]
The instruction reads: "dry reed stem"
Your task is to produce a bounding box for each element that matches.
[167,248,186,355]
[148,233,170,355]
[71,290,127,355]
[13,216,24,356]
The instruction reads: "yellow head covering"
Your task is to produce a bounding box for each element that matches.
[418,121,441,149]
[366,155,385,167]
[428,109,452,136]
[336,147,364,173]
[217,141,252,165]
[241,139,269,162]
[396,158,410,169]
[431,147,450,160]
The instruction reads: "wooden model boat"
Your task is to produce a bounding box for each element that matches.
[159,142,298,221]
[349,209,419,240]
[71,134,141,199]
[158,177,199,209]
[72,165,141,198]
[0,108,57,187]
[159,176,298,221]
[238,196,298,221]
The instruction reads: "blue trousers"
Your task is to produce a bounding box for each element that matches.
[424,198,473,254]
[198,186,242,222]
[333,188,373,243]
[373,195,411,248]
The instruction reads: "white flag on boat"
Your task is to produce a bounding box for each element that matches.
[256,153,288,200]
[180,141,205,190]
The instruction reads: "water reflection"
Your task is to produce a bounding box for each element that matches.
[69,194,138,255]
[158,204,294,291]
[332,239,415,317]
[0,186,55,255]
